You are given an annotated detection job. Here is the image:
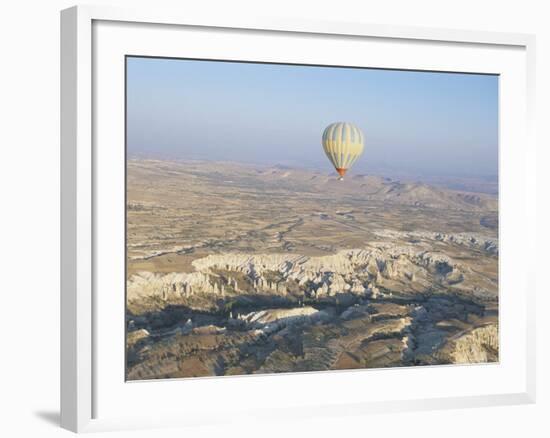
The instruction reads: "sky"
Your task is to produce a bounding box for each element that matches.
[126,56,498,178]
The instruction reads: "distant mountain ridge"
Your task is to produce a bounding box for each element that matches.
[255,165,497,211]
[129,159,498,211]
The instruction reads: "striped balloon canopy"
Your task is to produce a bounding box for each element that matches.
[321,122,364,180]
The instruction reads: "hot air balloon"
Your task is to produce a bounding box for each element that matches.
[322,122,364,180]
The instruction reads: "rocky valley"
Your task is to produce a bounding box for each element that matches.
[126,159,499,380]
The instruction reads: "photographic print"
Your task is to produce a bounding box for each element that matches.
[125,57,498,380]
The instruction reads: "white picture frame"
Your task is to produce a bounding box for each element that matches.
[60,4,537,433]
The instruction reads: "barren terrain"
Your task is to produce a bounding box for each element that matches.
[126,159,498,380]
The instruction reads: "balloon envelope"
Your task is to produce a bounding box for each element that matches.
[322,122,364,179]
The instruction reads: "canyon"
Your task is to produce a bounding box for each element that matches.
[126,159,498,380]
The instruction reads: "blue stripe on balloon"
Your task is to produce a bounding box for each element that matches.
[332,124,339,142]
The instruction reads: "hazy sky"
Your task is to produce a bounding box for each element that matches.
[127,56,498,178]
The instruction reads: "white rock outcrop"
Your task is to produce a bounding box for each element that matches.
[127,237,495,302]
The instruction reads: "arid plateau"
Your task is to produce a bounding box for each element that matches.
[126,159,498,380]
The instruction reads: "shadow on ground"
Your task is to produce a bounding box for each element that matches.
[34,410,59,427]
